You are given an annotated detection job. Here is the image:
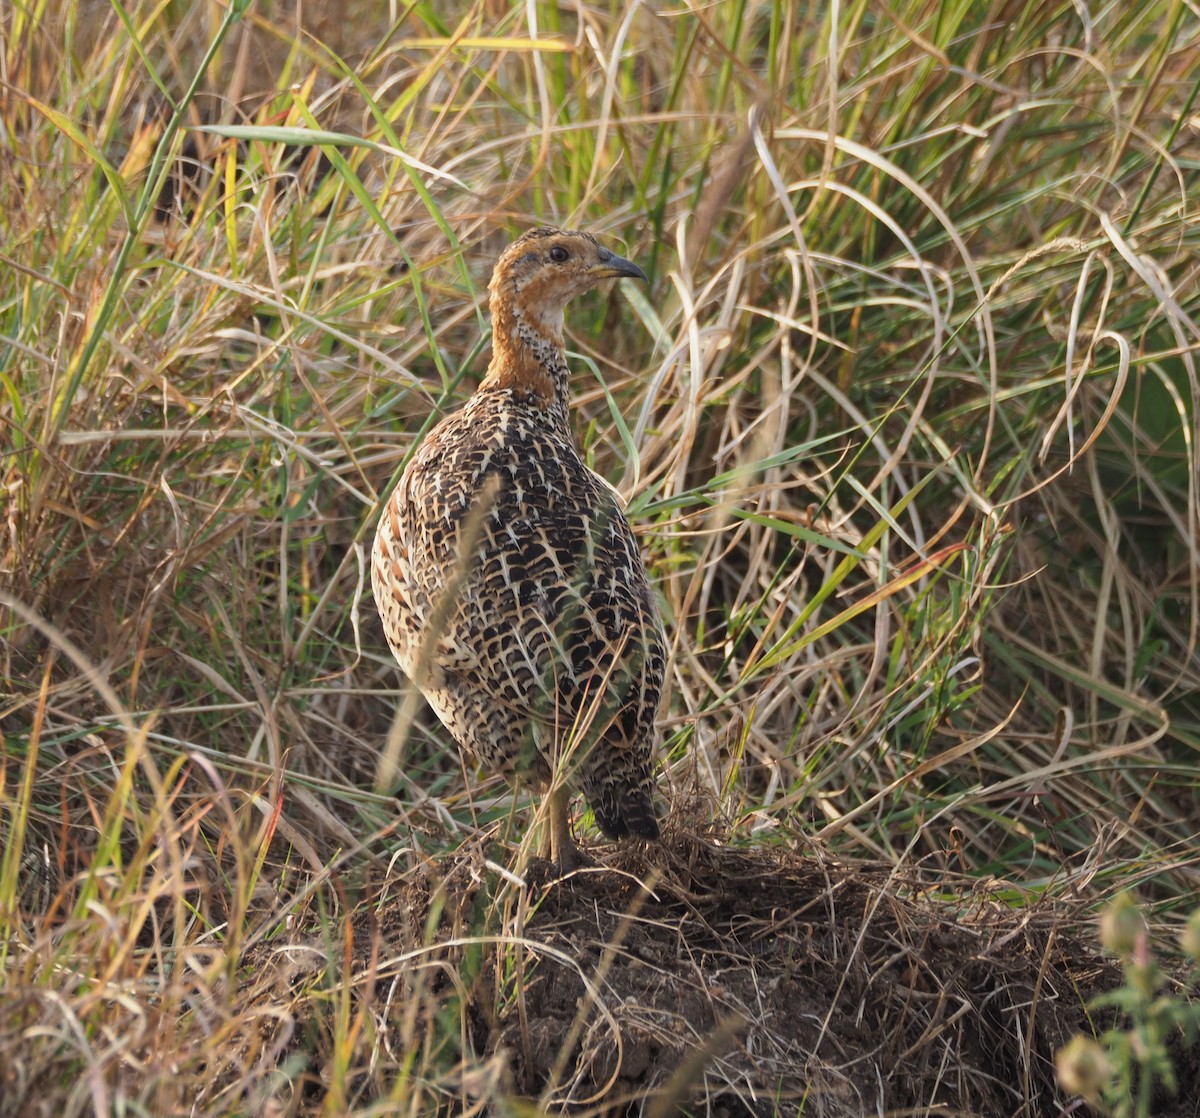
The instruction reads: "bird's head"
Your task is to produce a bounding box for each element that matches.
[488,227,646,336]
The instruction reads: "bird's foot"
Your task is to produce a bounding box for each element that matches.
[553,839,596,877]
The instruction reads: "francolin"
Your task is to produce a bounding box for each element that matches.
[372,227,666,871]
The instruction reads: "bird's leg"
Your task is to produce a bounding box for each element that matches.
[537,788,556,861]
[547,785,584,873]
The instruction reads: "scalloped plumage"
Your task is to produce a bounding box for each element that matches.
[372,227,665,870]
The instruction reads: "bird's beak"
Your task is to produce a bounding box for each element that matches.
[593,248,647,282]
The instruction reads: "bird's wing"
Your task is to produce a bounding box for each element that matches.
[403,453,662,729]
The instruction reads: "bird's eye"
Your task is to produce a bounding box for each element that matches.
[548,245,570,263]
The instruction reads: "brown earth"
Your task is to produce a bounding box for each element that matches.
[353,832,1200,1116]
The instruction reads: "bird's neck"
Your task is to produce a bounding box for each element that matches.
[478,296,571,425]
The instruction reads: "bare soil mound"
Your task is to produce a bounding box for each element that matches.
[370,833,1199,1115]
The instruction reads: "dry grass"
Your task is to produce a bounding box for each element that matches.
[2,0,1199,1113]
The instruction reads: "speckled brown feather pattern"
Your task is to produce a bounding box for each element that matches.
[372,228,665,843]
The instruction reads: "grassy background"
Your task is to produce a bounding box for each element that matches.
[2,0,1198,1113]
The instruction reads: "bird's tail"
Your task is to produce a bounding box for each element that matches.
[589,782,660,841]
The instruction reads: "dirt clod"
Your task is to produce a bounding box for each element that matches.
[373,832,1200,1115]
